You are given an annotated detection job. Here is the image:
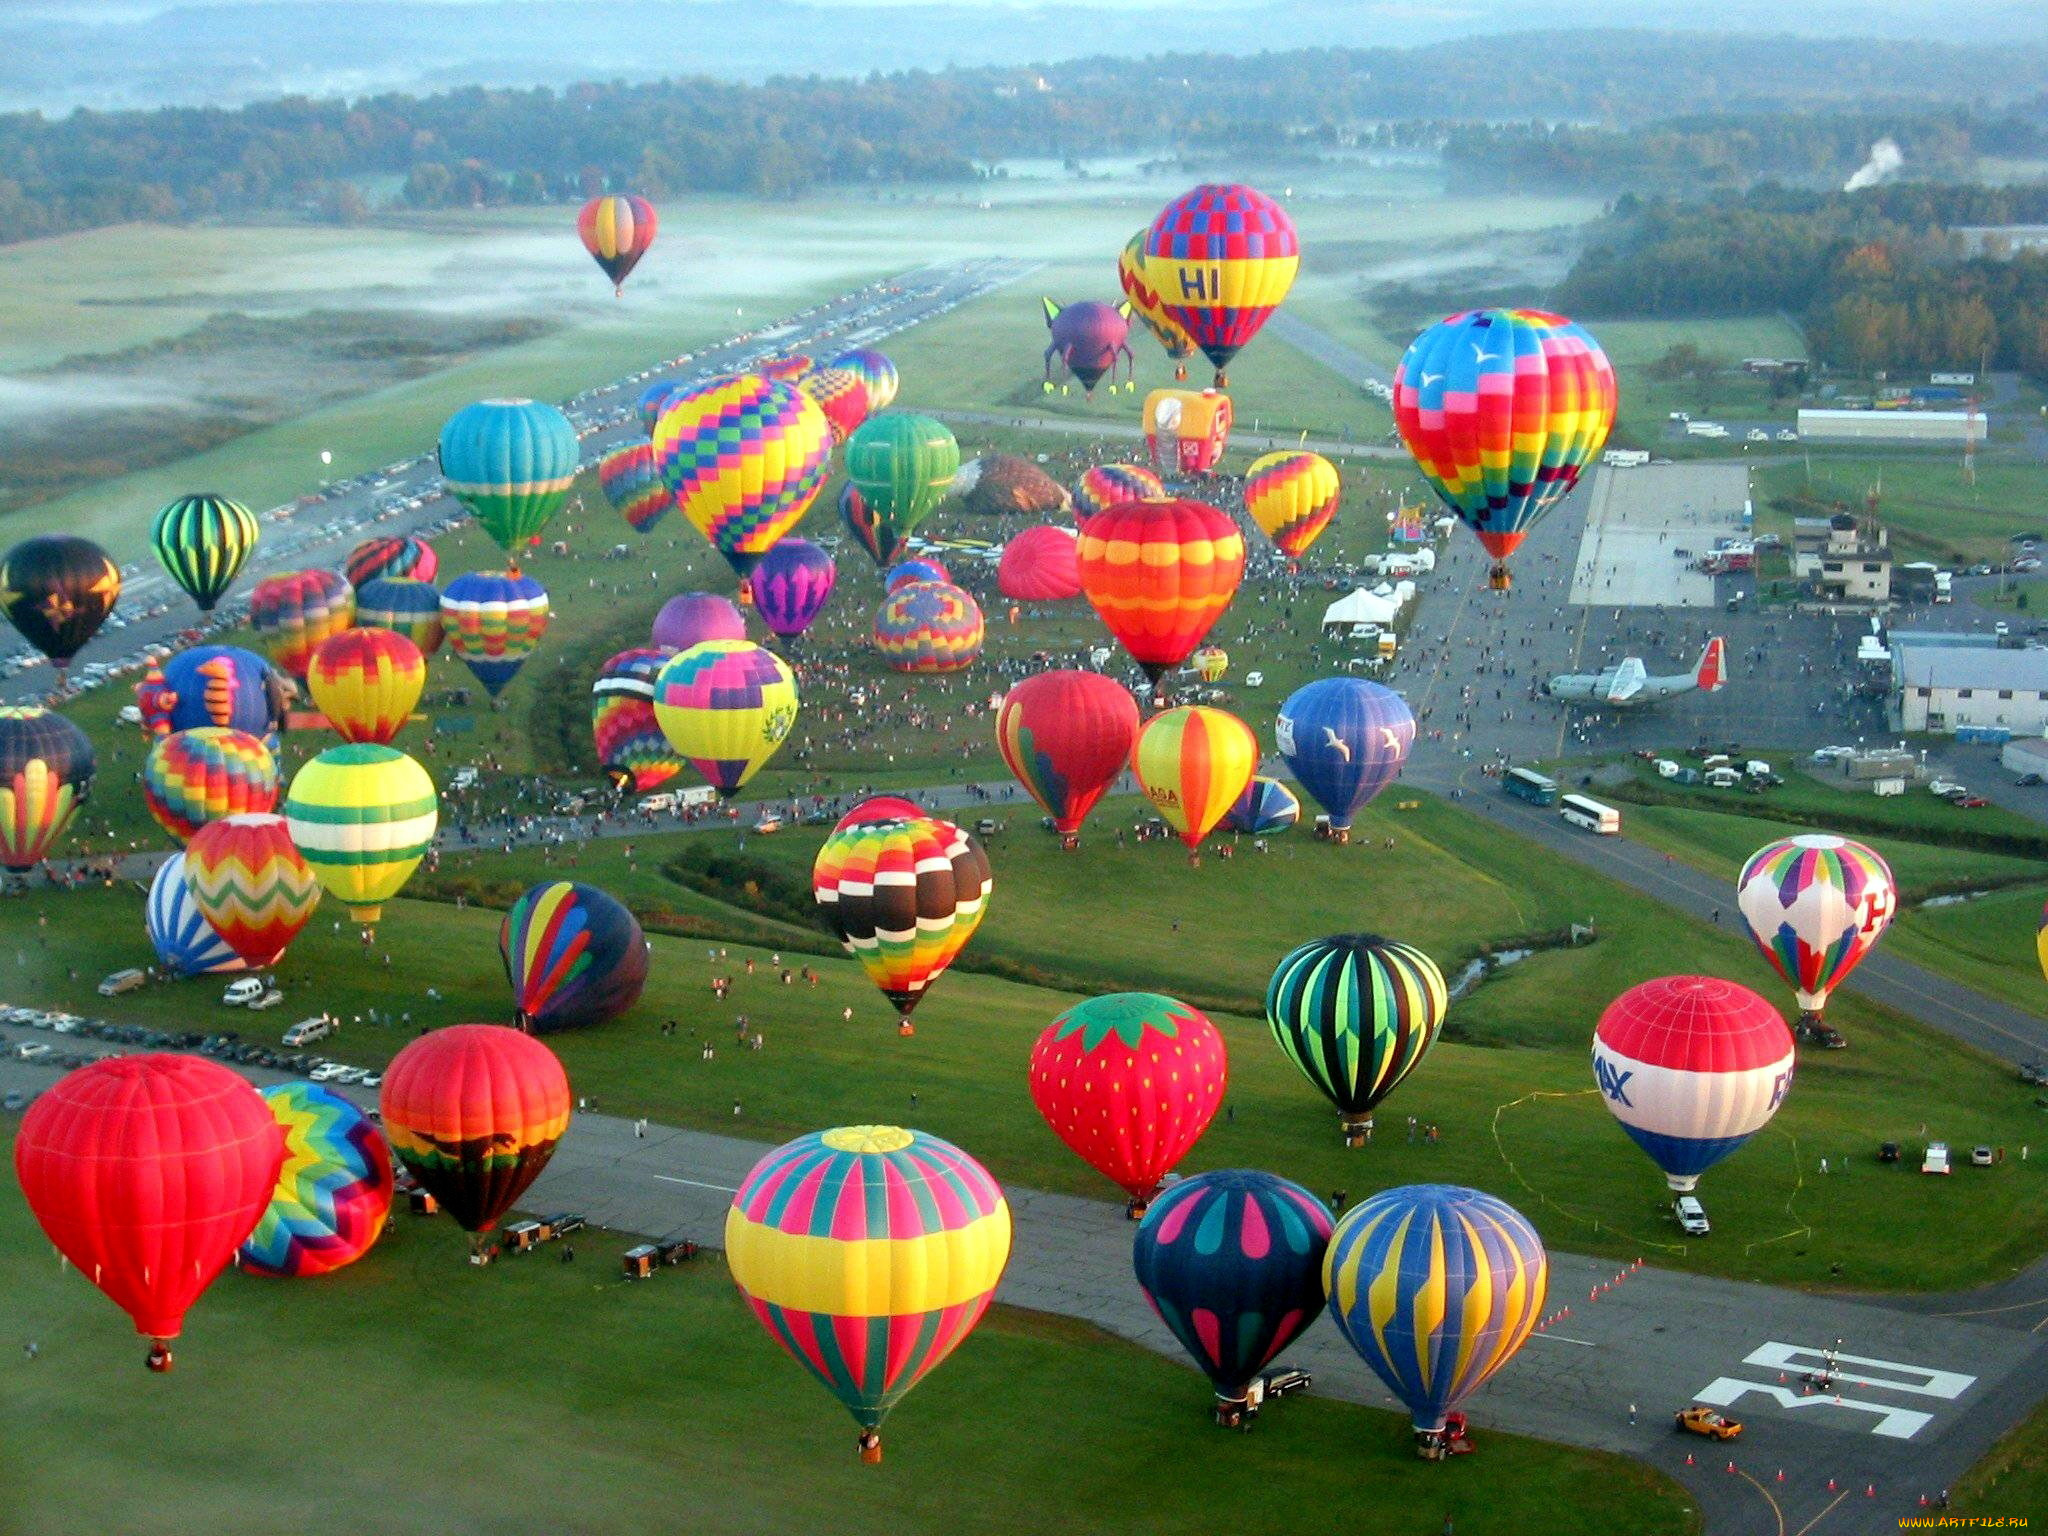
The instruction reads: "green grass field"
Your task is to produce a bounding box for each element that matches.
[0,1150,1695,1536]
[1955,1394,2048,1525]
[1754,456,2045,565]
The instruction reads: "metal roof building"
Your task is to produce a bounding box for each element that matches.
[1894,643,2048,733]
[1798,409,1980,445]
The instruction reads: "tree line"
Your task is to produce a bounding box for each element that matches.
[1556,183,2048,377]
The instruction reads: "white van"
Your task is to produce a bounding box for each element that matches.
[282,1017,336,1048]
[637,792,681,814]
[98,968,146,997]
[1704,767,1743,789]
[1653,758,1682,779]
[222,977,266,1007]
[1674,1196,1710,1236]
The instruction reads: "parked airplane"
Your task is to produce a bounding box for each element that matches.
[1544,638,1725,708]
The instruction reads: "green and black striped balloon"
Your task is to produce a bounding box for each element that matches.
[152,493,260,612]
[1265,933,1447,1125]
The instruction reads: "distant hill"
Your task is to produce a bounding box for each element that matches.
[4,0,2047,113]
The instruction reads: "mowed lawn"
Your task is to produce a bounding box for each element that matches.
[0,1159,1696,1536]
[1754,456,2048,566]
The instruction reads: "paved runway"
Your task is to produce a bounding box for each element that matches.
[1569,464,1747,608]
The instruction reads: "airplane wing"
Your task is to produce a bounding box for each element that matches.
[1603,659,1646,703]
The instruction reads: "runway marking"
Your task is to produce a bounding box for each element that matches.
[1790,1489,1847,1536]
[1529,1331,1597,1348]
[1929,1294,2048,1320]
[1731,1467,1787,1536]
[652,1174,739,1194]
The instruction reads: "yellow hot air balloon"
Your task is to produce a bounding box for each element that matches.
[283,745,438,929]
[1132,706,1258,862]
[1245,451,1341,562]
[650,640,798,798]
[307,629,425,746]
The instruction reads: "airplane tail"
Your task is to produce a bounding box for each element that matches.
[1696,637,1726,693]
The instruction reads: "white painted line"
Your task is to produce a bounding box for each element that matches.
[1530,1333,1598,1348]
[652,1174,739,1194]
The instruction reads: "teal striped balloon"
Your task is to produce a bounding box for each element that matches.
[1265,933,1446,1142]
[437,399,581,564]
[152,493,260,612]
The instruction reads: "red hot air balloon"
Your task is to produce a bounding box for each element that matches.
[578,194,658,296]
[995,670,1139,848]
[834,795,925,832]
[1076,498,1244,695]
[1029,992,1227,1218]
[14,1054,283,1369]
[998,526,1082,602]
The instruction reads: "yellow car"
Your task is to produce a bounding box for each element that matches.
[1675,1406,1743,1441]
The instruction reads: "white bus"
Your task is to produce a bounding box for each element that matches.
[1558,794,1621,834]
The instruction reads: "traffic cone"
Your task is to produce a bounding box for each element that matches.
[1866,1484,1876,1498]
[1725,1461,1736,1475]
[1775,1469,1785,1483]
[1827,1478,1838,1493]
[1919,1494,1930,1507]
[1684,1453,1695,1466]
[1778,1372,1788,1383]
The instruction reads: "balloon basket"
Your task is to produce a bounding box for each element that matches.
[897,1019,916,1038]
[1329,827,1352,846]
[1341,1117,1373,1148]
[1487,564,1512,592]
[1214,1396,1253,1431]
[1124,1196,1150,1222]
[145,1341,174,1373]
[858,1432,883,1465]
[1060,835,1080,852]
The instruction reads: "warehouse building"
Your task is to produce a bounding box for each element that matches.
[1894,643,2048,734]
[1797,408,1981,446]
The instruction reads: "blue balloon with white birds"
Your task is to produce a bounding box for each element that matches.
[1274,677,1415,834]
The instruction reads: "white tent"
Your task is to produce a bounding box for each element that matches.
[1322,587,1400,634]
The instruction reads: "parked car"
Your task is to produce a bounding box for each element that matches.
[14,1041,52,1061]
[1922,1141,1951,1175]
[1673,1195,1710,1236]
[247,988,285,1012]
[1675,1406,1741,1440]
[97,968,146,997]
[1971,1145,1995,1167]
[223,977,266,1007]
[282,1017,335,1048]
[1878,1141,1901,1163]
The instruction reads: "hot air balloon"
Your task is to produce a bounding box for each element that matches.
[758,354,813,384]
[833,795,926,832]
[1119,228,1198,380]
[249,568,354,679]
[653,374,834,601]
[380,1024,571,1245]
[887,557,950,592]
[1190,645,1227,683]
[182,814,320,967]
[499,880,649,1033]
[829,347,899,412]
[1735,834,1896,1039]
[1393,308,1616,591]
[0,534,120,677]
[598,441,672,534]
[1074,462,1164,517]
[1133,1170,1335,1423]
[844,414,959,563]
[1078,498,1243,694]
[1324,1185,1547,1444]
[839,483,896,568]
[15,1054,282,1369]
[238,1082,394,1279]
[2038,899,2048,991]
[812,815,990,1034]
[437,399,580,569]
[1276,678,1415,842]
[344,534,438,589]
[140,726,278,843]
[146,852,246,975]
[994,670,1139,849]
[1133,705,1257,861]
[354,576,445,657]
[577,193,657,295]
[998,525,1082,602]
[1592,975,1795,1193]
[307,628,424,746]
[591,646,682,793]
[285,745,437,930]
[725,1126,1010,1462]
[1245,452,1339,563]
[752,538,836,641]
[137,644,287,746]
[873,581,984,673]
[1225,775,1299,835]
[1042,298,1135,395]
[797,365,871,444]
[442,570,550,697]
[0,706,93,871]
[636,380,681,437]
[1267,934,1447,1146]
[651,590,745,652]
[152,494,259,612]
[1143,387,1234,477]
[1143,184,1298,384]
[651,640,798,798]
[1028,991,1227,1216]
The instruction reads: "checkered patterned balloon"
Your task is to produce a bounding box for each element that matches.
[1143,184,1299,378]
[651,374,834,591]
[598,441,671,534]
[873,581,984,674]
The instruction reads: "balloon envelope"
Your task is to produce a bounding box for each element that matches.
[354,577,445,657]
[1143,184,1298,379]
[1266,934,1446,1138]
[829,347,899,411]
[499,880,649,1033]
[653,591,746,652]
[147,852,246,975]
[1028,991,1227,1203]
[1133,1170,1334,1404]
[599,441,672,534]
[578,194,657,291]
[153,494,259,612]
[1245,452,1340,560]
[238,1082,394,1278]
[873,581,984,673]
[141,726,278,842]
[138,644,286,745]
[0,534,121,667]
[1735,834,1895,1020]
[284,745,438,926]
[797,364,871,444]
[1043,298,1132,392]
[1133,706,1258,851]
[845,413,959,559]
[1591,975,1795,1193]
[183,813,320,967]
[725,1126,1010,1436]
[994,670,1138,844]
[752,539,836,640]
[1074,463,1164,517]
[380,1024,571,1233]
[591,646,682,793]
[438,399,580,563]
[344,535,437,589]
[442,570,550,697]
[249,569,354,679]
[651,640,798,796]
[15,1054,282,1346]
[1225,775,1299,835]
[887,557,950,592]
[1276,677,1415,834]
[308,628,425,746]
[1078,499,1243,684]
[0,705,94,870]
[813,815,990,1022]
[998,526,1082,601]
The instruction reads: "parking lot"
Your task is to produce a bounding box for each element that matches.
[1569,463,1751,609]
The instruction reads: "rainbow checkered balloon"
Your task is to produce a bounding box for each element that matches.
[441,570,550,697]
[1393,307,1616,590]
[590,646,681,793]
[598,441,671,534]
[873,581,983,674]
[651,374,833,593]
[239,1081,393,1278]
[725,1126,1011,1441]
[140,726,279,842]
[1074,462,1163,517]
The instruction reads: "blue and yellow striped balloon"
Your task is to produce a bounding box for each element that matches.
[1323,1184,1547,1433]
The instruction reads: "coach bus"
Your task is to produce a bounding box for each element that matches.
[1558,794,1622,835]
[1502,768,1558,806]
